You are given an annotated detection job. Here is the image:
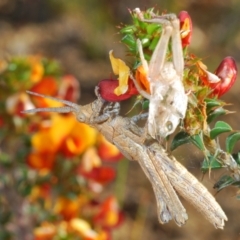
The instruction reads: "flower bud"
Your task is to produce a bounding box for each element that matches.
[179,11,192,47]
[212,57,237,97]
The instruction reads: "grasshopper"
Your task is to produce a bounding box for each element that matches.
[132,8,188,140]
[23,88,227,229]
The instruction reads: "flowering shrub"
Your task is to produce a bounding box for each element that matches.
[1,6,240,239]
[100,8,240,196]
[0,56,123,239]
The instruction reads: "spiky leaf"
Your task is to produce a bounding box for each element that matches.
[170,131,191,151]
[210,121,232,139]
[226,132,240,153]
[201,155,222,172]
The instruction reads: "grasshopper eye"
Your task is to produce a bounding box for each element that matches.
[77,113,86,122]
[166,121,173,132]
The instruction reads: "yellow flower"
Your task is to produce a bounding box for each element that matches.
[28,56,44,83]
[109,50,130,95]
[34,222,56,240]
[60,121,97,157]
[54,196,88,221]
[70,218,98,239]
[29,114,97,170]
[31,114,76,153]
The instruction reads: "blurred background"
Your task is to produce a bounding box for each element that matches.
[0,0,240,239]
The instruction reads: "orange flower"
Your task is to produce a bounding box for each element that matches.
[31,114,76,154]
[93,196,123,229]
[60,121,97,157]
[31,76,58,96]
[34,219,110,240]
[28,115,76,169]
[34,222,56,240]
[94,230,110,240]
[29,114,97,169]
[97,135,122,162]
[54,196,87,221]
[30,77,59,109]
[28,56,44,83]
[135,65,150,94]
[29,183,51,202]
[27,151,56,170]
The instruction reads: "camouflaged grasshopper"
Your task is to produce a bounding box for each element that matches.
[132,8,188,140]
[23,88,227,229]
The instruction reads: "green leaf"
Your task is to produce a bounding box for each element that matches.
[142,100,149,110]
[226,132,240,153]
[213,175,236,191]
[146,23,160,35]
[138,20,148,29]
[207,107,227,123]
[170,131,191,151]
[42,58,62,77]
[210,121,232,139]
[121,34,137,51]
[120,25,136,34]
[232,152,240,165]
[201,155,222,172]
[205,98,222,112]
[140,37,151,47]
[191,133,205,151]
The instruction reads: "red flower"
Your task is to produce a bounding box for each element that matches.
[93,196,123,229]
[27,151,56,170]
[30,76,58,108]
[199,57,237,97]
[58,75,80,102]
[6,93,34,118]
[212,57,237,97]
[78,166,116,185]
[98,79,138,102]
[179,11,192,47]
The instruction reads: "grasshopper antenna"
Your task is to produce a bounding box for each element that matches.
[22,91,79,114]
